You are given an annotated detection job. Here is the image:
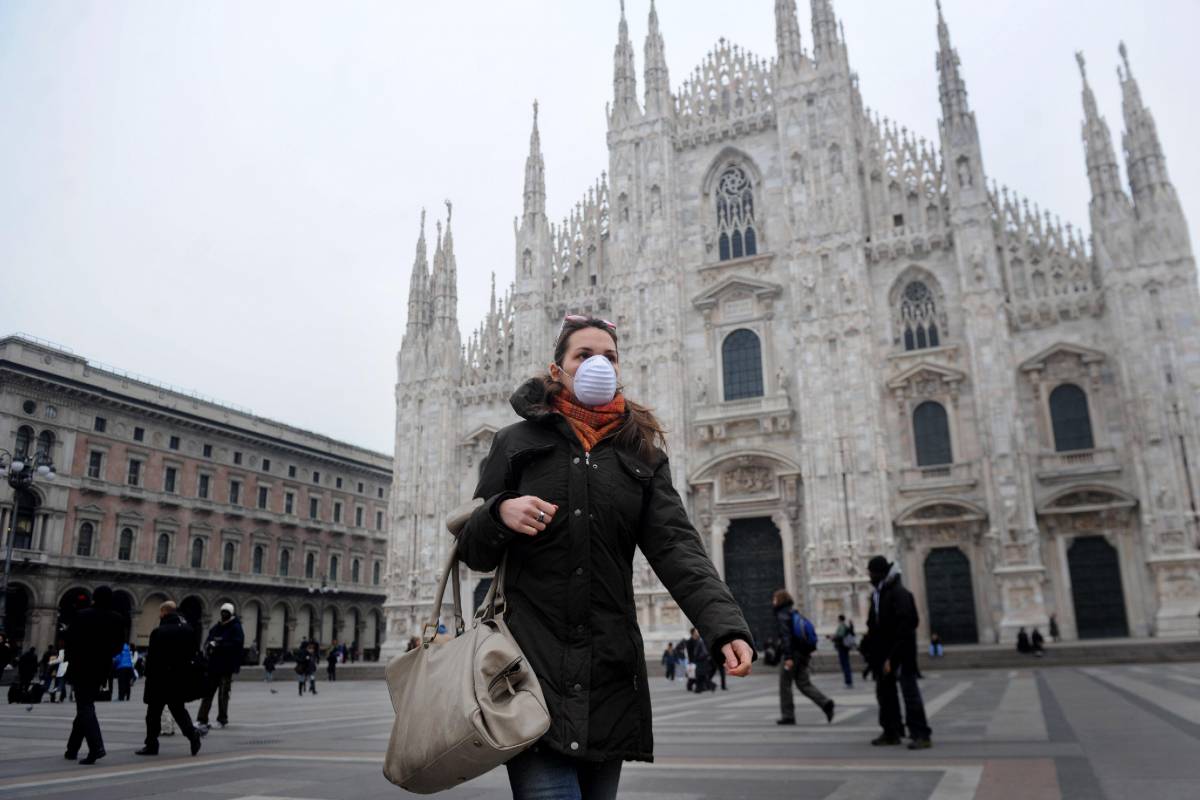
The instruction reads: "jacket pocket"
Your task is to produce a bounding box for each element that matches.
[612,450,652,512]
[506,444,564,505]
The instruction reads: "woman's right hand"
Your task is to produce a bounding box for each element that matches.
[498,495,558,536]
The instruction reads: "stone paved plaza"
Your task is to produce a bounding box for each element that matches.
[1,662,1198,799]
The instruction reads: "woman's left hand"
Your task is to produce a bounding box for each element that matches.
[721,639,754,677]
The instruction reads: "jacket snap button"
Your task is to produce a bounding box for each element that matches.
[592,463,598,469]
[570,741,580,751]
[574,508,581,517]
[575,567,583,576]
[573,683,582,692]
[635,468,640,474]
[576,624,585,634]
[573,457,580,464]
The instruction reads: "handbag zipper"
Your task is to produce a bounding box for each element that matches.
[487,657,525,697]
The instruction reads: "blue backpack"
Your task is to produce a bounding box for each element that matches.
[790,610,819,654]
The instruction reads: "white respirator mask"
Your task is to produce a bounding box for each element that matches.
[567,355,618,407]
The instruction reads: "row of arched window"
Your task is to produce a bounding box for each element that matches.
[912,383,1095,467]
[14,426,54,461]
[72,523,381,585]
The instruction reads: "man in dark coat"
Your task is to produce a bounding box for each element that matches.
[196,602,244,731]
[863,556,931,749]
[63,586,124,764]
[17,646,38,687]
[136,601,202,756]
[457,377,754,763]
[773,589,834,724]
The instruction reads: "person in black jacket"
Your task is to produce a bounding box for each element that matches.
[862,556,931,749]
[63,586,124,764]
[196,602,244,731]
[136,601,202,757]
[773,590,834,725]
[457,317,755,800]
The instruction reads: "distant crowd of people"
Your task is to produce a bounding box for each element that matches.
[0,589,359,764]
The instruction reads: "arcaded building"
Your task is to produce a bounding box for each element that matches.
[384,0,1199,655]
[0,335,391,660]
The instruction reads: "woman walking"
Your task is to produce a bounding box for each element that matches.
[458,316,755,800]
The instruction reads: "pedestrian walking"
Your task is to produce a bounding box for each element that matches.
[456,316,754,799]
[830,615,856,688]
[1048,614,1060,643]
[49,645,68,702]
[114,643,136,701]
[773,590,835,725]
[326,642,338,682]
[682,628,713,693]
[661,644,676,680]
[196,602,244,732]
[862,556,931,750]
[1016,627,1031,654]
[135,601,202,757]
[928,632,944,658]
[63,586,124,764]
[17,646,38,688]
[38,645,54,695]
[263,651,278,692]
[295,642,318,695]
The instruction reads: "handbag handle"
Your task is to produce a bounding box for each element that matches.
[424,499,511,645]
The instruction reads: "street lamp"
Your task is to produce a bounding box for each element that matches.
[0,448,56,637]
[307,574,338,645]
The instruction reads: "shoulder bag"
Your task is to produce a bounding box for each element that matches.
[382,498,550,794]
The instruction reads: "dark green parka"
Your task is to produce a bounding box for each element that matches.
[458,379,753,763]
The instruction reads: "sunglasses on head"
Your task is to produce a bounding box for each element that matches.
[559,314,617,337]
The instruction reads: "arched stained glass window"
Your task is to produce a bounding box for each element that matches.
[373,561,382,586]
[352,558,361,584]
[722,329,764,401]
[330,555,340,583]
[191,538,205,569]
[1050,384,1094,452]
[900,281,941,351]
[305,551,316,578]
[156,534,171,565]
[14,426,33,459]
[252,545,264,574]
[223,542,236,571]
[715,165,758,261]
[118,527,134,561]
[76,522,94,557]
[913,401,953,466]
[279,548,290,577]
[36,430,54,460]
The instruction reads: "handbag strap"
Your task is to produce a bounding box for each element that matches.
[423,542,507,645]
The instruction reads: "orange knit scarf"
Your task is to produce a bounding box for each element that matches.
[551,392,627,453]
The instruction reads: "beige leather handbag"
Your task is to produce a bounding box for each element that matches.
[383,498,550,794]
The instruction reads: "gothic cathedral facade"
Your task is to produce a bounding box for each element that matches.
[383,1,1199,656]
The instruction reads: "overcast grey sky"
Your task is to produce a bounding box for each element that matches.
[1,1,1197,455]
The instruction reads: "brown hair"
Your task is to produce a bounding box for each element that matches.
[772,589,793,607]
[533,316,667,463]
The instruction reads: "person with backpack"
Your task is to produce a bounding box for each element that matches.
[772,589,834,725]
[830,615,856,688]
[113,643,136,701]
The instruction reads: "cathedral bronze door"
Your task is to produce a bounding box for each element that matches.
[1067,535,1129,639]
[722,517,786,649]
[923,547,978,645]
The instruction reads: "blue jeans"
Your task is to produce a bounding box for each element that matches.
[506,745,623,800]
[836,647,853,687]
